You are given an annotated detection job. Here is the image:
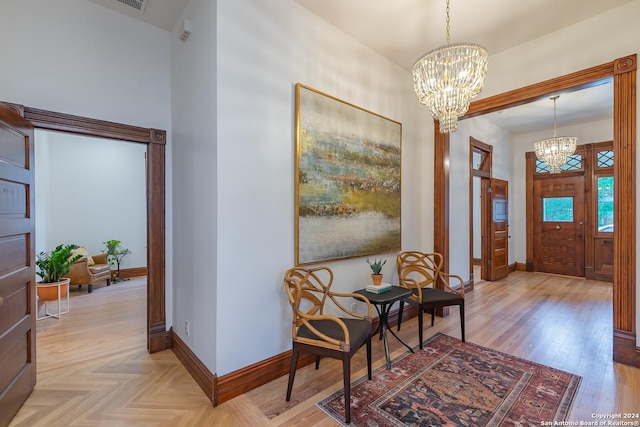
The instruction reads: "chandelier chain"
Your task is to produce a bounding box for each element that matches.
[445,0,451,45]
[553,96,558,137]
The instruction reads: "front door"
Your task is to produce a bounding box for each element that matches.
[534,175,585,276]
[0,105,36,427]
[487,178,509,280]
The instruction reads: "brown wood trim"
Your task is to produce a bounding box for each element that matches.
[217,347,315,405]
[434,129,449,275]
[146,141,167,353]
[613,329,637,366]
[515,263,527,272]
[165,328,173,349]
[0,101,24,117]
[5,101,168,355]
[118,267,148,279]
[584,146,595,278]
[435,54,636,366]
[637,346,640,369]
[525,152,535,271]
[584,266,595,280]
[23,107,163,144]
[613,55,636,340]
[170,329,216,405]
[465,61,615,118]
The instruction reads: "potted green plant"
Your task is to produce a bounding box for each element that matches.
[36,244,82,301]
[366,258,387,286]
[103,239,131,281]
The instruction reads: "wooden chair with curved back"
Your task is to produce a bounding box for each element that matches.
[396,251,465,348]
[283,266,372,424]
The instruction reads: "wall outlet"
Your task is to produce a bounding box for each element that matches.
[185,320,190,336]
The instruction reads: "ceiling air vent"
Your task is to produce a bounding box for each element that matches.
[114,0,149,13]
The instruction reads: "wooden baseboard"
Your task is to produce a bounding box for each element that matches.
[185,306,412,405]
[217,349,314,405]
[613,329,637,366]
[169,312,640,407]
[119,267,147,279]
[515,262,527,272]
[472,258,481,265]
[526,259,534,272]
[149,321,168,353]
[170,329,217,405]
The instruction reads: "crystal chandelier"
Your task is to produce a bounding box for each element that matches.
[534,96,577,174]
[412,0,488,133]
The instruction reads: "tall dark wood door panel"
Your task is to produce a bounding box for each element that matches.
[534,175,585,276]
[0,105,36,427]
[487,178,509,280]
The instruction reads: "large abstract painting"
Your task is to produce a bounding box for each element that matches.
[295,83,402,265]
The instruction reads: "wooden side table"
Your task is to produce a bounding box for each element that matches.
[355,286,414,368]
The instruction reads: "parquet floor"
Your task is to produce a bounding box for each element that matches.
[9,272,640,426]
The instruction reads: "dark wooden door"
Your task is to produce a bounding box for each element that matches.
[534,175,585,276]
[0,105,36,427]
[485,178,509,280]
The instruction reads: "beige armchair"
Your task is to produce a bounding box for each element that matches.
[64,253,111,293]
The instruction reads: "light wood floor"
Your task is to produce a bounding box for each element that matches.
[9,272,640,426]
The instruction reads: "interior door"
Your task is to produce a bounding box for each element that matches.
[534,175,585,276]
[484,178,509,280]
[0,105,36,427]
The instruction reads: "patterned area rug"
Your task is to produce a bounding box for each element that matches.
[317,333,581,426]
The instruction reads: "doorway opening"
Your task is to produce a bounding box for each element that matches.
[22,104,168,353]
[469,137,492,285]
[433,54,636,365]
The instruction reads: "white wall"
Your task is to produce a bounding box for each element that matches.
[170,0,219,371]
[0,0,174,325]
[171,0,431,375]
[35,131,148,269]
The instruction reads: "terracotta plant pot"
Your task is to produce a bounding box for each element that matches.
[371,274,383,286]
[36,278,70,301]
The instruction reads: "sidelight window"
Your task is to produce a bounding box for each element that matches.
[597,176,614,232]
[542,197,574,222]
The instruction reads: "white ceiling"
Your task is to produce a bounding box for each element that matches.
[293,0,631,72]
[293,0,625,134]
[91,0,626,134]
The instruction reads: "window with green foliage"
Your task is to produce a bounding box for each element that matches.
[543,197,574,222]
[597,176,614,232]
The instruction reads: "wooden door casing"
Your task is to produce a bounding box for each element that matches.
[0,105,36,427]
[534,175,586,276]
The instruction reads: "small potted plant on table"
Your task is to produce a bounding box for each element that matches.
[366,258,387,286]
